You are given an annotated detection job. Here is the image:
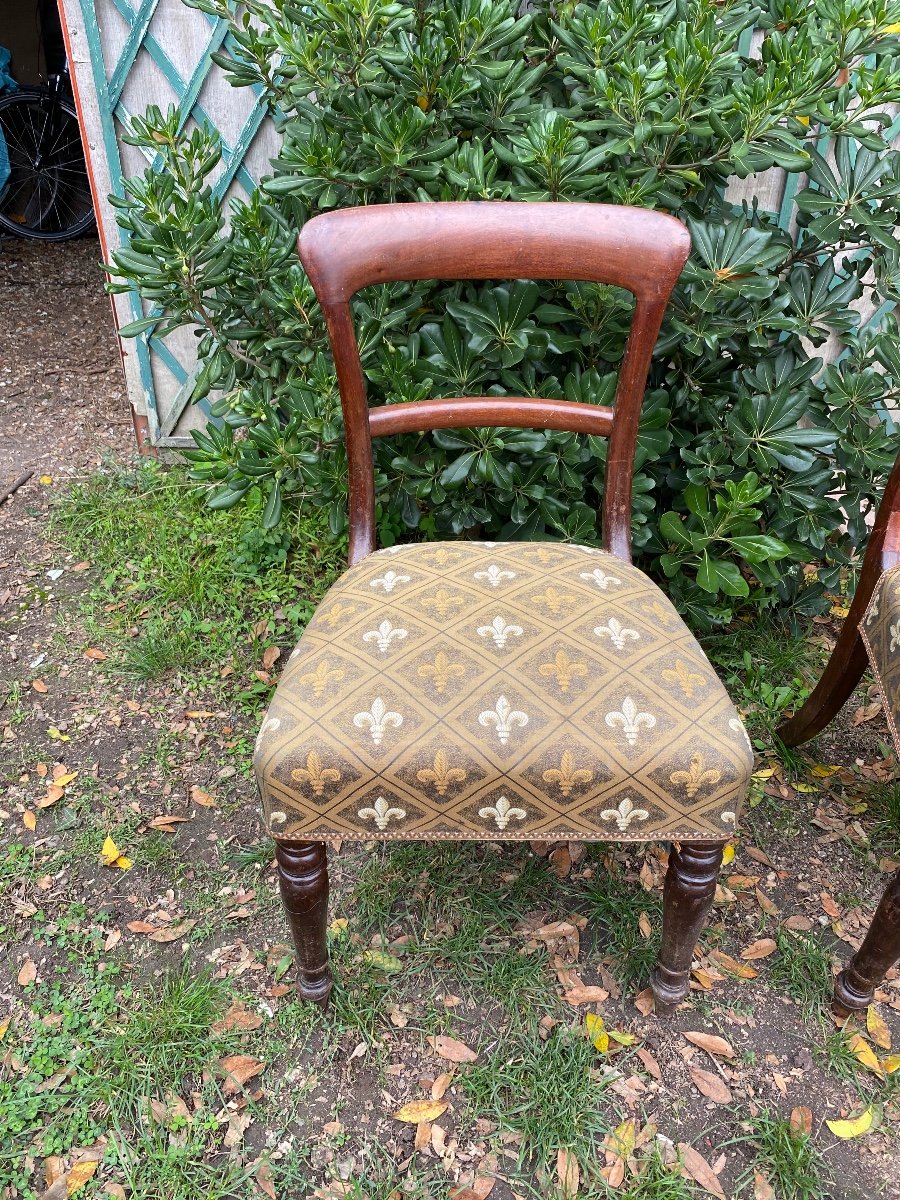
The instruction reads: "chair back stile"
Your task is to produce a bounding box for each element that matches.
[299,202,691,565]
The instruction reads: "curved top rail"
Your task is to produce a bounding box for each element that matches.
[299,201,691,304]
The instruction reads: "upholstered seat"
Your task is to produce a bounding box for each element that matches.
[255,541,753,842]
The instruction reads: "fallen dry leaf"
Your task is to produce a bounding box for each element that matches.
[213,1002,264,1033]
[789,1107,813,1137]
[22,811,36,831]
[148,920,196,943]
[820,892,841,919]
[220,1054,266,1095]
[37,785,65,809]
[415,1120,431,1151]
[633,987,655,1016]
[563,985,609,1006]
[393,1099,448,1123]
[683,1031,734,1059]
[689,1066,732,1104]
[741,938,777,960]
[556,1148,580,1198]
[427,1034,478,1063]
[18,958,37,986]
[83,647,107,661]
[65,1161,98,1195]
[549,846,572,877]
[432,1071,452,1100]
[262,646,281,670]
[753,1172,775,1200]
[709,950,758,979]
[847,1033,883,1077]
[677,1144,725,1200]
[100,836,132,870]
[866,1005,892,1051]
[32,679,48,694]
[190,786,216,807]
[636,1047,661,1080]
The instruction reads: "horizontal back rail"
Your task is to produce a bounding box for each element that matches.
[298,202,690,565]
[367,397,614,439]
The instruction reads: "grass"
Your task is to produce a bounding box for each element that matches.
[767,927,834,1018]
[583,862,662,989]
[729,1110,830,1200]
[704,616,818,743]
[102,962,233,1109]
[459,1022,618,1173]
[52,461,344,703]
[865,782,900,854]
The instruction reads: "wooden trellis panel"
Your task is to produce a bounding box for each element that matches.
[59,0,277,447]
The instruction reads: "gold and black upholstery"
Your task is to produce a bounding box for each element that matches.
[255,542,753,842]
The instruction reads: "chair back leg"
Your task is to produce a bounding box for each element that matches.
[834,868,900,1012]
[651,841,724,1013]
[276,840,333,1007]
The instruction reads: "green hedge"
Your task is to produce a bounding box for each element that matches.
[109,0,900,624]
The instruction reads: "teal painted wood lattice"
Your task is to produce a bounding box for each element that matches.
[78,0,269,445]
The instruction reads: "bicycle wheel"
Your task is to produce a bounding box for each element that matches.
[0,88,94,241]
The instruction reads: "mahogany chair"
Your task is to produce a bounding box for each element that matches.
[253,202,755,1014]
[778,453,900,1013]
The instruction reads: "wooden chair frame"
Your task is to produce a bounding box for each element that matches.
[778,453,900,1012]
[272,201,728,1015]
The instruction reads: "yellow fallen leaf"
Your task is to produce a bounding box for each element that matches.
[722,843,735,866]
[101,836,120,865]
[66,1161,97,1195]
[847,1033,883,1077]
[609,1118,638,1158]
[393,1099,448,1123]
[607,1029,638,1046]
[793,781,818,793]
[39,474,53,485]
[752,767,776,780]
[22,811,36,831]
[101,836,131,868]
[880,1054,900,1074]
[329,918,349,936]
[585,1012,608,1053]
[810,764,840,777]
[47,727,70,742]
[826,1107,874,1139]
[363,950,403,974]
[0,1018,10,1041]
[53,771,78,788]
[866,1005,891,1051]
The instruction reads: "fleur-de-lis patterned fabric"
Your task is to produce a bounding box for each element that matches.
[860,565,900,754]
[255,542,753,842]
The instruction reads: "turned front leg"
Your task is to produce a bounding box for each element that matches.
[651,841,724,1015]
[275,840,332,1008]
[834,869,900,1012]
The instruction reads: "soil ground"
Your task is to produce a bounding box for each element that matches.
[1,234,899,1200]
